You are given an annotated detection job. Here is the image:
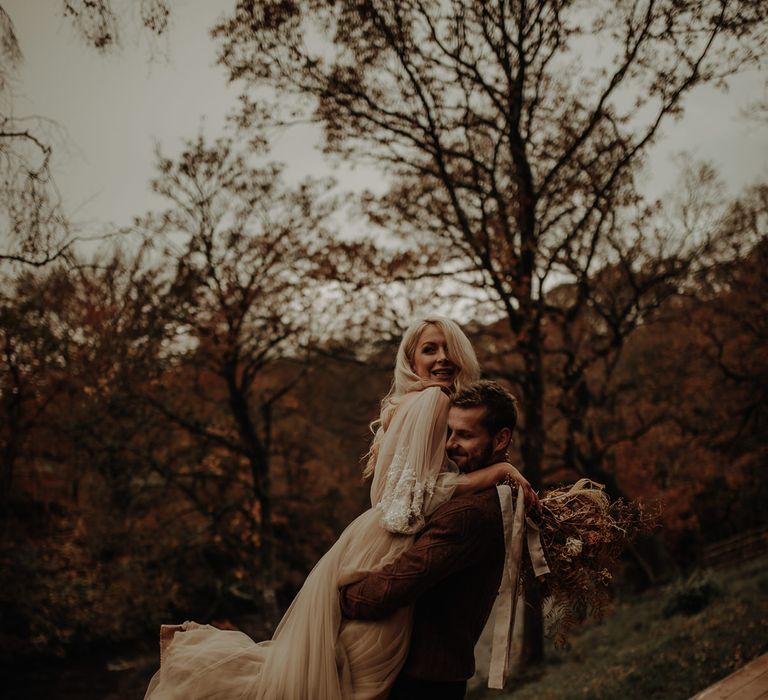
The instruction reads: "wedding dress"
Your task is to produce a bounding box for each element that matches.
[144,386,465,700]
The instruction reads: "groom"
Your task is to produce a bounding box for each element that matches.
[340,380,534,699]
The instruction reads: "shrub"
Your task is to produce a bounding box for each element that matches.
[662,572,721,618]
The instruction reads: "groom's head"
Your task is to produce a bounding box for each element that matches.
[447,381,519,473]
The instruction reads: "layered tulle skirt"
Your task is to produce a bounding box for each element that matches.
[144,508,415,700]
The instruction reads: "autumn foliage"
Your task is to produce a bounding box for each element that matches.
[0,0,766,669]
[1,183,765,660]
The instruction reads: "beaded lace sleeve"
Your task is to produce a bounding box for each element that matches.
[370,387,461,535]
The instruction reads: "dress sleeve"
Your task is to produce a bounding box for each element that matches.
[370,386,464,535]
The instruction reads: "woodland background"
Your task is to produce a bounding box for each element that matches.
[0,1,766,696]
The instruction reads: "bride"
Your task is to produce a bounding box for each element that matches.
[144,317,531,700]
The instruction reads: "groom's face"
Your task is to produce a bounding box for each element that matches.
[446,405,496,473]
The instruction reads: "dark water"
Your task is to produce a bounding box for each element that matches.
[5,653,158,700]
[5,616,277,698]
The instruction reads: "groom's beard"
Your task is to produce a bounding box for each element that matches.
[452,440,496,474]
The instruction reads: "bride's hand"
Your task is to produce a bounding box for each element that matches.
[493,462,540,511]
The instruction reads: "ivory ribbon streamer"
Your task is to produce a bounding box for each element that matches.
[488,485,525,689]
[488,484,551,690]
[526,517,551,578]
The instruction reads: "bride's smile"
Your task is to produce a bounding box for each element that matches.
[410,325,459,386]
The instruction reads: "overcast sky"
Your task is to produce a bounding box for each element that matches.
[4,0,767,241]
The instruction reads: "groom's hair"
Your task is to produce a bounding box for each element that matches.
[452,380,519,436]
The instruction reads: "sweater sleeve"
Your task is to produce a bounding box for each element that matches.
[339,495,497,620]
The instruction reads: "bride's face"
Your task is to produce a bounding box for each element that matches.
[410,324,459,387]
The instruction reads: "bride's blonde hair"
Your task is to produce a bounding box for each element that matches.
[363,316,480,478]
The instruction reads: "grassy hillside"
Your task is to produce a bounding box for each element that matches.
[471,552,768,700]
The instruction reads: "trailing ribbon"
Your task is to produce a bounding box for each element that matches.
[526,516,551,578]
[488,484,551,690]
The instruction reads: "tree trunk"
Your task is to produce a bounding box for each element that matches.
[521,571,545,667]
[226,370,281,623]
[258,490,280,623]
[519,341,544,490]
[518,326,546,662]
[0,398,20,516]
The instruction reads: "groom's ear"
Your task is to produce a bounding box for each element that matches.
[493,427,512,455]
